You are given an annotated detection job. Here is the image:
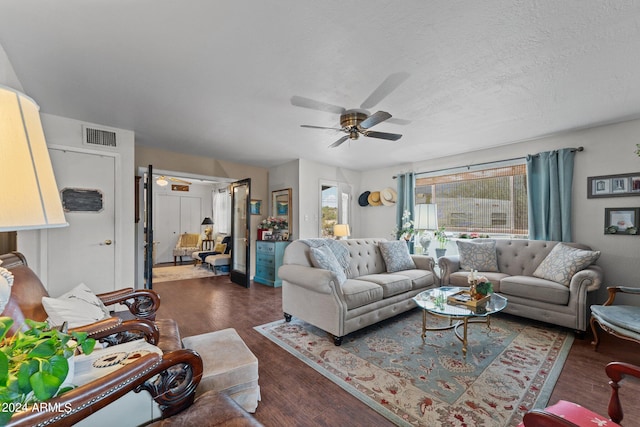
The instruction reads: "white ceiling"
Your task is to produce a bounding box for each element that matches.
[1,1,640,171]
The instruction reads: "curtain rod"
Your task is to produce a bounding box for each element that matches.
[392,146,584,179]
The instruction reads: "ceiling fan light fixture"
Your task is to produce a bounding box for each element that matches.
[349,130,359,140]
[156,176,169,187]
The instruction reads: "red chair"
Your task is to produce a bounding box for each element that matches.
[519,362,639,426]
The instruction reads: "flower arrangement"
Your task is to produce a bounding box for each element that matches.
[259,216,288,230]
[458,232,490,239]
[395,210,415,240]
[468,270,493,299]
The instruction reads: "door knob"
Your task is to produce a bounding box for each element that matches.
[104,240,112,245]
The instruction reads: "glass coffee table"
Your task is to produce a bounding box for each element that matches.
[413,286,508,356]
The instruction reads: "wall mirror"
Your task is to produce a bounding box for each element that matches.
[271,188,292,236]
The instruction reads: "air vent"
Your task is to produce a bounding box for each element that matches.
[82,126,117,148]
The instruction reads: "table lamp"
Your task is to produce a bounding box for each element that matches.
[201,217,214,239]
[414,204,438,254]
[333,224,350,240]
[0,85,68,232]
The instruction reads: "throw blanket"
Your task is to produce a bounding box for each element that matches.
[299,238,351,276]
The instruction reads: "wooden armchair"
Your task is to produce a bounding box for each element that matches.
[520,362,639,426]
[0,251,202,426]
[590,286,640,350]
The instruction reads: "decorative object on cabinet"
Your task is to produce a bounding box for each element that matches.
[250,199,261,215]
[604,207,639,235]
[254,240,290,287]
[271,188,292,236]
[587,172,640,198]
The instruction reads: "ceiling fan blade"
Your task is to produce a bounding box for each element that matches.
[360,72,410,109]
[291,96,346,115]
[360,111,392,129]
[300,125,343,131]
[169,177,192,185]
[329,135,349,148]
[363,131,402,141]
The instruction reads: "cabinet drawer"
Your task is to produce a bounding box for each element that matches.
[256,255,275,267]
[255,264,275,281]
[257,242,275,254]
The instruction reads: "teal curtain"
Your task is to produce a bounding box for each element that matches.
[396,172,415,250]
[526,148,575,241]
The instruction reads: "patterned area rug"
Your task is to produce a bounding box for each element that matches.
[255,309,573,426]
[152,265,218,283]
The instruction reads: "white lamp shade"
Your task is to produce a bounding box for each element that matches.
[0,85,67,231]
[415,204,438,230]
[333,224,350,237]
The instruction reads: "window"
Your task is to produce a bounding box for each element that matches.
[320,181,351,238]
[415,162,528,236]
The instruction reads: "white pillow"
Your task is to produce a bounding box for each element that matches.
[42,283,111,328]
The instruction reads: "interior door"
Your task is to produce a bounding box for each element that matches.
[46,149,116,295]
[230,178,251,288]
[145,165,154,289]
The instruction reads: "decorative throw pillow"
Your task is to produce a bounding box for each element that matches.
[42,283,111,328]
[379,240,416,273]
[457,240,499,272]
[533,243,601,286]
[214,243,227,253]
[309,245,347,285]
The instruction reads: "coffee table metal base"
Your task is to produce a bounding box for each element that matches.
[421,310,493,356]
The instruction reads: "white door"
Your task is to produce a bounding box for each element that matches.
[46,149,116,295]
[154,194,180,264]
[154,195,202,264]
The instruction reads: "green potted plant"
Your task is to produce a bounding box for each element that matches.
[434,226,449,258]
[0,317,96,424]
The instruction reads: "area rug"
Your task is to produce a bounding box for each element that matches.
[152,265,218,283]
[255,310,573,426]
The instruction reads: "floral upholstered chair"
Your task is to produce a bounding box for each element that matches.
[173,233,201,265]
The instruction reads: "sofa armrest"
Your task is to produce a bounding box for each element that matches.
[71,317,160,347]
[278,265,337,295]
[410,255,436,272]
[438,255,460,284]
[8,348,203,426]
[569,264,604,294]
[97,288,161,321]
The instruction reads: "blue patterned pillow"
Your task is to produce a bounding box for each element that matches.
[379,240,416,273]
[533,243,601,286]
[456,240,499,272]
[309,245,347,285]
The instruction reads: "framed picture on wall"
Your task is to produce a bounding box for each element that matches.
[588,172,640,198]
[604,207,639,235]
[250,199,261,215]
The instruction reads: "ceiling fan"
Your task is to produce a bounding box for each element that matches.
[292,72,410,148]
[156,176,192,187]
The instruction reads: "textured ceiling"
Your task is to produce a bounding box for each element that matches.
[1,1,640,171]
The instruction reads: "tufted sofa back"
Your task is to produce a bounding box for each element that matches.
[340,238,387,278]
[282,238,389,278]
[473,238,592,276]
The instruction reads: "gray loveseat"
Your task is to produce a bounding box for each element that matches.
[438,238,604,332]
[279,238,438,345]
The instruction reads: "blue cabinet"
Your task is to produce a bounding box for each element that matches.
[254,241,290,287]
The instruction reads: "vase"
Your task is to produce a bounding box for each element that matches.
[435,248,447,258]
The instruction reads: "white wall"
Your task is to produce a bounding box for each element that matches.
[19,114,136,290]
[361,120,640,303]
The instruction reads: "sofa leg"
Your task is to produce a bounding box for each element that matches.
[333,335,343,346]
[283,312,292,322]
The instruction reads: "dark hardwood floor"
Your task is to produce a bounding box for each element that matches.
[154,276,640,426]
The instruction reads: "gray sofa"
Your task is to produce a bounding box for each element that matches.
[438,238,604,332]
[279,238,438,345]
